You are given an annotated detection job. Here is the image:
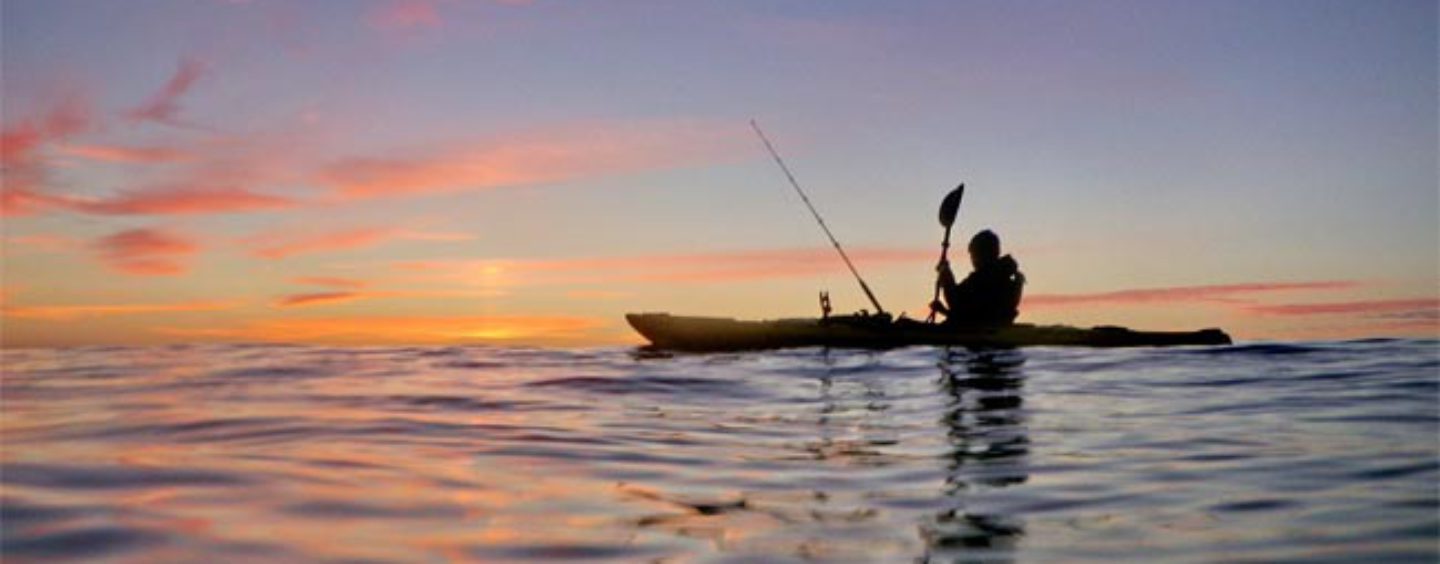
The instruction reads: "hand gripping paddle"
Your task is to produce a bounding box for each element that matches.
[926,184,965,323]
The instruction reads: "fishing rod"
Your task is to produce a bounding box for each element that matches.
[750,120,886,316]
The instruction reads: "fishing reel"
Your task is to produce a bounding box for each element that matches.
[818,291,895,327]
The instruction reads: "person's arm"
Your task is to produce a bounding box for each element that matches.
[936,259,956,288]
[930,259,957,315]
[943,270,985,323]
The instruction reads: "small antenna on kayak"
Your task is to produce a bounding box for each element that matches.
[750,119,886,316]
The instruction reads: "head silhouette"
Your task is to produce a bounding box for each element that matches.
[968,229,1001,269]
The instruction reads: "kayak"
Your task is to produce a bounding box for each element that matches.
[626,313,1232,351]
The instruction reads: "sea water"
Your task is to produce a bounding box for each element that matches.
[2,341,1436,562]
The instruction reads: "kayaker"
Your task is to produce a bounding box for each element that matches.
[930,230,1025,326]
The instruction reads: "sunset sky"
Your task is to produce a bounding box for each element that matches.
[2,0,1436,347]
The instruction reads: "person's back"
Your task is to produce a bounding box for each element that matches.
[931,230,1025,327]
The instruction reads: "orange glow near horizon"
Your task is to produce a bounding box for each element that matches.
[2,300,242,321]
[2,1,1435,347]
[152,315,622,347]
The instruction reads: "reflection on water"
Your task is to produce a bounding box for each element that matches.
[2,342,1437,562]
[923,349,1030,560]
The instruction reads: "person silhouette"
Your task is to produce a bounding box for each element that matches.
[929,230,1025,326]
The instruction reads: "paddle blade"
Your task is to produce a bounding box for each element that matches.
[938,183,964,228]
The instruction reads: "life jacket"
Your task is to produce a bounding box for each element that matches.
[947,255,1025,326]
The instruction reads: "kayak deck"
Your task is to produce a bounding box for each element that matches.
[626,313,1232,351]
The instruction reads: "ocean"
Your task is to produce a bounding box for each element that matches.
[2,340,1437,562]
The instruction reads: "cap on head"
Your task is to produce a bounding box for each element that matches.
[968,229,1001,261]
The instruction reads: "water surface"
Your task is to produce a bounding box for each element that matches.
[3,341,1437,561]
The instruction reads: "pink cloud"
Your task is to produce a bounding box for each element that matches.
[1,90,96,216]
[61,186,297,216]
[316,120,746,199]
[395,246,934,286]
[608,247,933,283]
[92,227,199,276]
[565,289,630,300]
[57,143,192,164]
[0,188,54,217]
[746,12,892,52]
[128,57,208,127]
[250,227,392,259]
[1024,281,1360,308]
[367,0,441,31]
[158,314,613,345]
[274,291,370,308]
[271,287,509,308]
[1,124,46,168]
[12,115,741,219]
[57,120,340,217]
[293,276,370,289]
[1243,298,1439,317]
[394,229,475,242]
[4,234,81,253]
[1022,282,1438,339]
[4,79,327,219]
[38,95,93,141]
[249,226,471,259]
[3,300,238,320]
[270,284,507,308]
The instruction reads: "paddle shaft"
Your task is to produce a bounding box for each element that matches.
[750,120,886,316]
[925,225,952,323]
[925,184,964,323]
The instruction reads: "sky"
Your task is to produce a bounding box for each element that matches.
[1,0,1436,347]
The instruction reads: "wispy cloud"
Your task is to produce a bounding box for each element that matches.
[1024,281,1438,339]
[251,227,390,259]
[745,11,894,52]
[392,229,475,242]
[1243,298,1439,317]
[1,94,92,165]
[12,115,742,219]
[271,287,503,308]
[57,143,192,164]
[62,116,343,217]
[394,246,933,286]
[249,226,473,259]
[91,227,199,276]
[1,89,96,216]
[565,289,631,300]
[0,189,58,217]
[3,69,327,220]
[1024,281,1359,308]
[128,57,208,128]
[367,0,441,32]
[3,300,238,320]
[317,120,746,199]
[4,234,81,253]
[1257,310,1440,340]
[273,291,372,308]
[292,276,370,289]
[60,186,297,216]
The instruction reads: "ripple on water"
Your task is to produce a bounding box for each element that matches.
[4,526,170,560]
[42,416,325,446]
[524,374,759,400]
[4,462,251,490]
[1,341,1436,562]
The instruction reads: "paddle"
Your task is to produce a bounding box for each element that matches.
[926,184,965,323]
